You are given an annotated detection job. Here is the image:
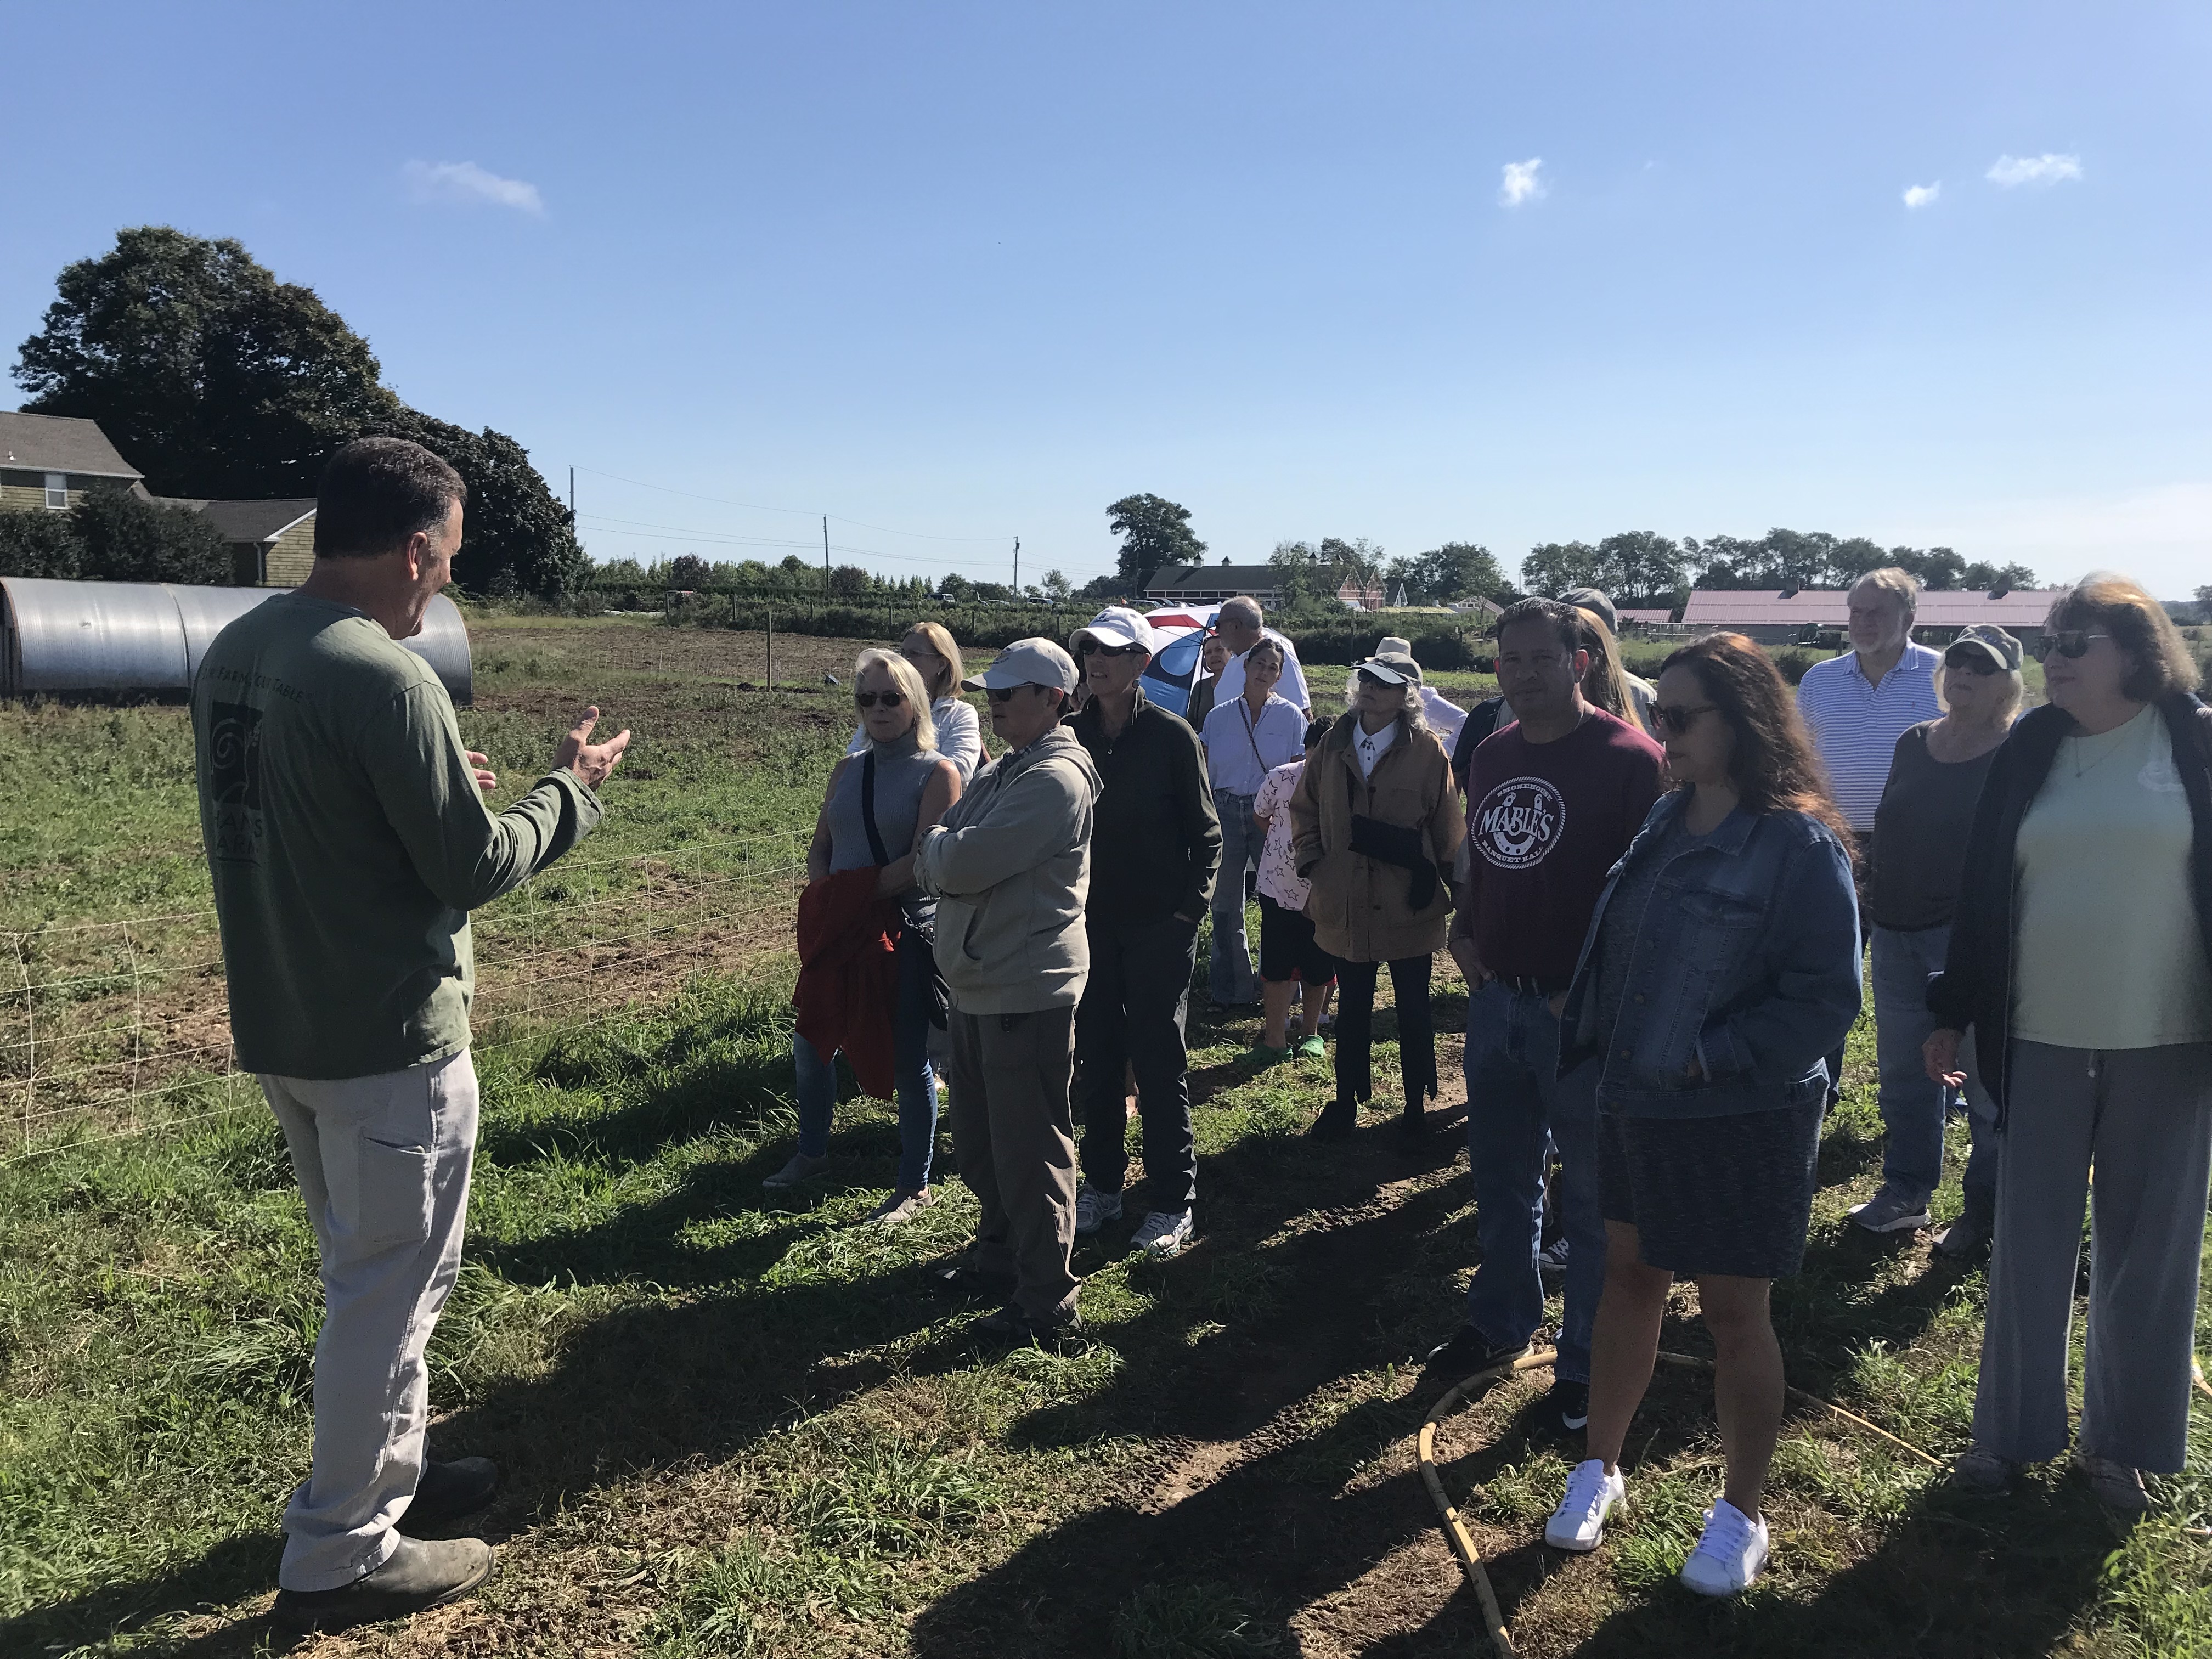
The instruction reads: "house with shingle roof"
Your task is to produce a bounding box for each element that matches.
[0,410,144,510]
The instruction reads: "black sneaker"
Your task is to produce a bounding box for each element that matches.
[400,1457,500,1532]
[1309,1099,1358,1142]
[1538,1378,1590,1437]
[1424,1326,1529,1380]
[924,1257,1017,1300]
[973,1302,1085,1344]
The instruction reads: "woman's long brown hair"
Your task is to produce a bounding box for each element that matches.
[1660,633,1857,859]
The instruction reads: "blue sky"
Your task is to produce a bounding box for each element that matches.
[5,2,2207,594]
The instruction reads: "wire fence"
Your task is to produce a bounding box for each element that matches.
[0,827,813,1163]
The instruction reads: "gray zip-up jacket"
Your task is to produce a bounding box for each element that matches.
[915,724,1103,1014]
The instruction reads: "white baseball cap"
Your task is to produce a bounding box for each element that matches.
[962,637,1079,694]
[1070,606,1158,654]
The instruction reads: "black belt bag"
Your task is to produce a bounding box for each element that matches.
[1348,812,1446,912]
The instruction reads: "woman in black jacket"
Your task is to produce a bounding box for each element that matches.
[1925,572,2212,1513]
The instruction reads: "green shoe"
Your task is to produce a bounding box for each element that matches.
[1295,1034,1325,1060]
[1244,1042,1291,1070]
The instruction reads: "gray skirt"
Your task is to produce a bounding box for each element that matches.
[1598,1101,1825,1279]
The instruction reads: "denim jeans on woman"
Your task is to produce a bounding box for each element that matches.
[794,933,938,1190]
[1463,981,1605,1385]
[1871,922,1996,1208]
[1209,790,1261,1005]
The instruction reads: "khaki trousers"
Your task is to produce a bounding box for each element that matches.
[947,1005,1081,1323]
[260,1051,479,1590]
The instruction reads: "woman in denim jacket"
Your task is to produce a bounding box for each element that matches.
[1541,633,1861,1599]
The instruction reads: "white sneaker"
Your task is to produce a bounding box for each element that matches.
[1131,1209,1194,1259]
[763,1150,831,1189]
[865,1188,933,1227]
[1074,1183,1123,1238]
[1544,1459,1626,1552]
[1680,1498,1768,1597]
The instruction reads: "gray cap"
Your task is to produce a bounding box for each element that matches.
[1353,646,1423,686]
[1559,588,1618,633]
[962,637,1079,694]
[1946,624,2023,673]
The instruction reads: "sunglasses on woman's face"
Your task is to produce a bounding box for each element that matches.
[2033,630,2112,662]
[1076,640,1146,658]
[854,690,907,709]
[1943,650,2001,675]
[1651,702,1718,736]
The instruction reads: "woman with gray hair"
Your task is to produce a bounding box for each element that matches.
[1928,574,2212,1512]
[1290,645,1465,1141]
[1850,625,2023,1248]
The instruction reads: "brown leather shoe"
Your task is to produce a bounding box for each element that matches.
[272,1534,494,1633]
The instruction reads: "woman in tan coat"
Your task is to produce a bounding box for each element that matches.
[1291,646,1466,1142]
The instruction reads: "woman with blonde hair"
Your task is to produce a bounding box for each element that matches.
[1571,607,1652,733]
[775,647,962,1223]
[1928,573,2212,1511]
[846,622,984,782]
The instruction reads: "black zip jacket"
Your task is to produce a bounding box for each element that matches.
[1927,692,2212,1124]
[1070,686,1223,927]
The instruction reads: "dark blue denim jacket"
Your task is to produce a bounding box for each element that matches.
[1559,793,1861,1117]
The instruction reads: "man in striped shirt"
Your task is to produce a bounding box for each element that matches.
[1794,566,1943,1100]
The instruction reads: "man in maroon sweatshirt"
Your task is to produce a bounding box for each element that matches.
[1429,599,1664,1439]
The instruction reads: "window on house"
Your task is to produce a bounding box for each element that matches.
[44,473,68,510]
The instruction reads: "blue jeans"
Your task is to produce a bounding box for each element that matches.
[1871,923,1995,1209]
[1208,791,1261,1005]
[1464,982,1605,1385]
[794,935,938,1191]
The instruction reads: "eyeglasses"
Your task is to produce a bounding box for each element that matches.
[854,690,907,709]
[1942,650,2001,675]
[1651,702,1719,736]
[2033,631,2112,662]
[1076,640,1147,658]
[986,684,1041,703]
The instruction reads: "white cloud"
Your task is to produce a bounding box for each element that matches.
[402,160,544,215]
[1986,153,2083,188]
[1499,157,1545,207]
[1902,182,1940,209]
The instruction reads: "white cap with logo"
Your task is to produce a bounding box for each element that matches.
[962,637,1079,695]
[1071,606,1159,654]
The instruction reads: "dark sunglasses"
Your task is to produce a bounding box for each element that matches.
[854,689,907,709]
[2033,630,2112,662]
[1942,649,2002,675]
[986,684,1042,703]
[1651,702,1718,736]
[1076,640,1147,658]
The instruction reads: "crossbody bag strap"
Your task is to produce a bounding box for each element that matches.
[1237,697,1270,781]
[860,750,891,867]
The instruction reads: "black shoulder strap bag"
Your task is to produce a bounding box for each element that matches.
[865,750,950,1030]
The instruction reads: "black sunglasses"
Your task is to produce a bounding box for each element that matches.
[854,689,907,709]
[2033,630,2112,662]
[1651,702,1718,736]
[1076,640,1147,658]
[1943,649,2001,675]
[986,684,1046,703]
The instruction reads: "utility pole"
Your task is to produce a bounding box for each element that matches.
[822,515,831,577]
[568,466,574,521]
[1012,537,1020,596]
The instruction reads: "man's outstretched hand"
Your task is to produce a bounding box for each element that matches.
[554,706,631,789]
[465,751,498,794]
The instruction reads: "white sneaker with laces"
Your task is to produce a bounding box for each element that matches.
[865,1188,933,1227]
[1680,1498,1768,1596]
[763,1150,831,1190]
[1131,1209,1194,1259]
[1074,1183,1123,1238]
[1544,1459,1626,1551]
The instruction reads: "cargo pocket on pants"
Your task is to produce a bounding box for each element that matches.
[341,1131,438,1255]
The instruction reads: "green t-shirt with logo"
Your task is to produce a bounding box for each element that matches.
[191,592,602,1080]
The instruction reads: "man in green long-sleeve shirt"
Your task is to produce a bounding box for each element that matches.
[192,438,629,1633]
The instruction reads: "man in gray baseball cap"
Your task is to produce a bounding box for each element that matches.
[917,639,1103,1339]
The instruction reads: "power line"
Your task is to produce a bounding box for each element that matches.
[573,513,1118,578]
[573,465,1017,543]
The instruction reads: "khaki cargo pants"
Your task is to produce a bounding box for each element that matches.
[946,1005,1081,1323]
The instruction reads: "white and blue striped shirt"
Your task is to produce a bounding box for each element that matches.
[1796,644,1945,832]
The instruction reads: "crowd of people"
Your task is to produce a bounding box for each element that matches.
[191,437,2210,1629]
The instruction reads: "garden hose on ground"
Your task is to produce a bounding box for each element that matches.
[1415,1346,1945,1659]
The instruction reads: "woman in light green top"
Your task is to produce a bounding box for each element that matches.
[1925,573,2212,1513]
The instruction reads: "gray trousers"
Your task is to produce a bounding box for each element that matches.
[261,1051,479,1590]
[1974,1039,2212,1471]
[947,1005,1081,1323]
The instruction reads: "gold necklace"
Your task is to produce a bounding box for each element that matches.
[2068,721,2134,780]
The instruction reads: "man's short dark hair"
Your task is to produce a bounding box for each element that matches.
[1493,597,1583,653]
[314,437,467,558]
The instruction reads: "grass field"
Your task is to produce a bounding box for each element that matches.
[2,614,2206,1658]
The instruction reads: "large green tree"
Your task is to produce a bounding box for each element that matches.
[1389,541,1510,605]
[13,227,586,596]
[1107,494,1205,592]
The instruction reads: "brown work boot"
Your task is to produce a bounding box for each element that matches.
[272,1534,494,1633]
